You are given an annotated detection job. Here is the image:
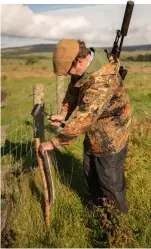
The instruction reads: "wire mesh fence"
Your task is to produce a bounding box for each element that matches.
[1,76,70,198]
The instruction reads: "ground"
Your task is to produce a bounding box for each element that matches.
[1,49,151,248]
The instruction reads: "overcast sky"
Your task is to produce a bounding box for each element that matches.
[1,4,151,48]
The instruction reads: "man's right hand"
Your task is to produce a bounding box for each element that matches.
[48,115,64,127]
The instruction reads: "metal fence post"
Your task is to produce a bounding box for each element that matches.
[33,84,44,142]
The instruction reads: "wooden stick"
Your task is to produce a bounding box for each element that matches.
[35,138,50,226]
[56,75,64,114]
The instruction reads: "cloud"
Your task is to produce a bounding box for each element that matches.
[1,5,89,41]
[1,4,151,48]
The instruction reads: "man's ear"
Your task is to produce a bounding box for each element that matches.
[78,58,83,65]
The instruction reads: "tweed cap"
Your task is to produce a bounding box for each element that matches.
[53,39,79,76]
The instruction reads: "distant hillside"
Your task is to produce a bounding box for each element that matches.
[1,44,56,55]
[1,43,151,55]
[103,44,151,52]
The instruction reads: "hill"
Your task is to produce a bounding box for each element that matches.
[1,43,151,55]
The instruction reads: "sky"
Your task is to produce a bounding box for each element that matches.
[1,3,151,48]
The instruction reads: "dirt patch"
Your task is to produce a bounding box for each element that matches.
[129,66,151,73]
[2,66,151,79]
[2,70,55,79]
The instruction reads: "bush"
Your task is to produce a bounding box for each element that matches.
[123,53,151,62]
[25,56,38,65]
[1,75,8,81]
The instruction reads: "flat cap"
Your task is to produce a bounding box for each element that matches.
[53,39,79,76]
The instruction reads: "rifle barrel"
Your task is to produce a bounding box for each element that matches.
[121,1,134,36]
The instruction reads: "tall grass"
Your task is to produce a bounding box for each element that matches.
[2,116,151,248]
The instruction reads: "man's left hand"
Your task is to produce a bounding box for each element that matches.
[39,142,54,156]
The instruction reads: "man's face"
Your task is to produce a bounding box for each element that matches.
[67,58,88,76]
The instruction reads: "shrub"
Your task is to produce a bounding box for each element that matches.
[25,56,38,65]
[123,53,151,62]
[1,75,8,81]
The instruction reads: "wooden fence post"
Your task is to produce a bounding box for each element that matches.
[56,76,64,114]
[1,89,7,107]
[33,84,44,142]
[33,84,50,226]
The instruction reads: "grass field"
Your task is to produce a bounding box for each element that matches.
[1,49,151,248]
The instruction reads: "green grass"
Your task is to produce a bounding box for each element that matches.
[125,119,151,247]
[121,49,151,57]
[1,52,54,74]
[1,58,53,72]
[1,53,151,248]
[124,72,151,118]
[7,171,90,248]
[1,77,55,125]
[2,52,53,59]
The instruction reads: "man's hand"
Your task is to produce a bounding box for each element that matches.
[39,142,54,156]
[48,115,64,127]
[109,55,120,64]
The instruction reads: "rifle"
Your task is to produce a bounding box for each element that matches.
[105,0,134,80]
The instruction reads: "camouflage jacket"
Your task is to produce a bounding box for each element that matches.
[51,49,131,156]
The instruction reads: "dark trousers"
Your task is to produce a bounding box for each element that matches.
[83,144,128,214]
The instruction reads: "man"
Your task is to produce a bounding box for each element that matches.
[40,39,131,214]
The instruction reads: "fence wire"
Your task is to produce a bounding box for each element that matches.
[1,77,69,196]
[2,77,65,109]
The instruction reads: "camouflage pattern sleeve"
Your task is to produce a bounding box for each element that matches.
[59,76,79,120]
[52,62,120,148]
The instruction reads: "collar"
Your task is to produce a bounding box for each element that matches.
[74,48,105,87]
